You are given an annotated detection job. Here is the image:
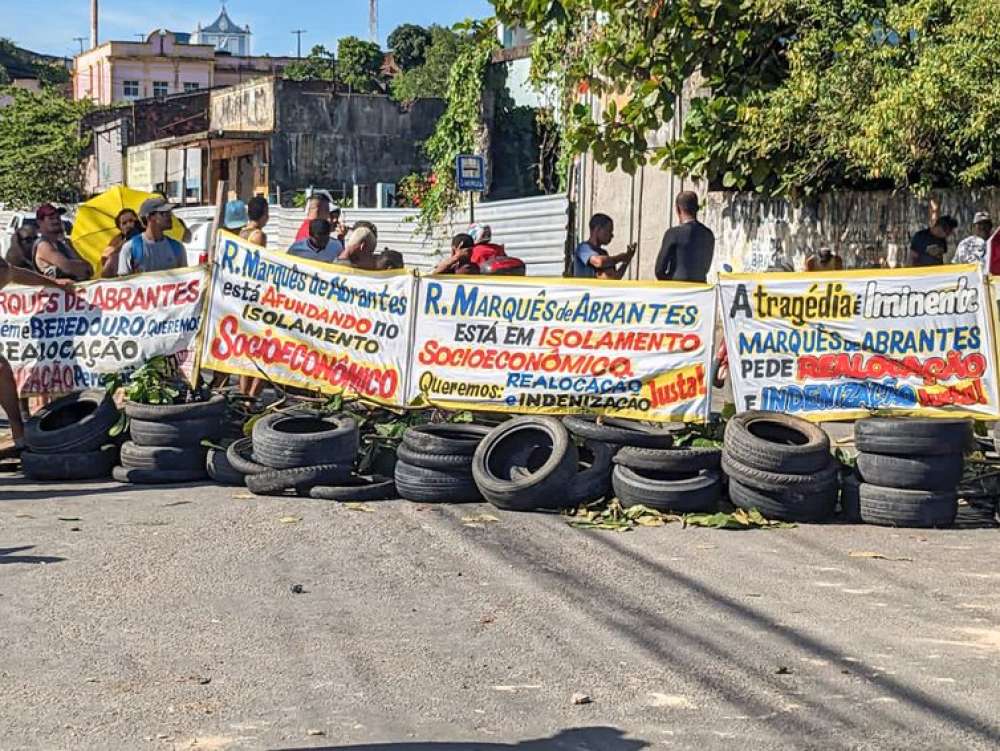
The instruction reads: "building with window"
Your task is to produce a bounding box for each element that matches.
[72,27,293,105]
[191,6,251,56]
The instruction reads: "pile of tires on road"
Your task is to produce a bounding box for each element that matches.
[722,412,839,523]
[21,390,121,481]
[226,411,396,501]
[852,417,967,528]
[394,424,491,502]
[114,396,228,484]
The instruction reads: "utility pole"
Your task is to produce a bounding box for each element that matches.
[134,34,146,42]
[369,0,378,43]
[90,0,98,49]
[291,29,306,58]
[73,37,87,54]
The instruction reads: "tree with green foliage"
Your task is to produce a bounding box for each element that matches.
[493,0,1000,197]
[387,24,432,71]
[283,44,337,82]
[0,38,69,87]
[390,25,473,103]
[337,36,384,93]
[0,86,92,206]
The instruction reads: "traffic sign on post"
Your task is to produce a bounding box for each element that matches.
[456,155,486,192]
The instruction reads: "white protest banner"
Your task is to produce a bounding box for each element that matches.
[410,276,716,422]
[0,267,208,395]
[201,233,415,405]
[719,265,1000,421]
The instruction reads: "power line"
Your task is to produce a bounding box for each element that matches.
[291,29,306,58]
[73,37,87,54]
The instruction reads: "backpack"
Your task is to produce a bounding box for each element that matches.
[479,256,526,276]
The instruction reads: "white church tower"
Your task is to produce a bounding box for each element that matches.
[192,4,251,56]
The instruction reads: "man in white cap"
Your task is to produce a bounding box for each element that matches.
[953,211,993,269]
[118,196,187,275]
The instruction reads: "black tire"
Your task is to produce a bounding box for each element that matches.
[855,418,971,457]
[613,464,721,513]
[724,411,830,474]
[396,444,474,470]
[840,470,862,523]
[245,463,354,496]
[721,451,839,491]
[614,445,721,473]
[112,465,207,484]
[562,415,674,448]
[309,475,397,501]
[206,448,245,486]
[252,412,358,469]
[394,461,481,503]
[518,440,615,508]
[856,452,963,492]
[120,441,207,471]
[226,438,269,476]
[21,445,117,481]
[124,394,226,422]
[401,424,491,456]
[129,416,224,448]
[729,477,837,523]
[24,390,119,454]
[859,483,958,528]
[473,417,579,511]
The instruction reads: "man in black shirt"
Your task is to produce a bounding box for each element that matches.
[655,191,715,283]
[909,216,958,267]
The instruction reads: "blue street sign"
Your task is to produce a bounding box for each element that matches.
[456,154,486,192]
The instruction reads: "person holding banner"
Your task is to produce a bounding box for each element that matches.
[33,204,92,282]
[100,209,142,278]
[118,198,187,275]
[0,256,73,460]
[909,216,958,266]
[573,213,636,280]
[432,233,476,275]
[288,219,343,263]
[953,211,993,269]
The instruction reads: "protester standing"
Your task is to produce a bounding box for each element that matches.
[952,211,993,269]
[239,197,270,247]
[287,219,343,263]
[655,191,715,283]
[0,256,73,460]
[100,209,142,278]
[573,214,635,279]
[337,226,379,269]
[117,198,186,275]
[294,192,346,243]
[909,216,958,266]
[805,246,844,271]
[33,204,92,281]
[433,234,475,274]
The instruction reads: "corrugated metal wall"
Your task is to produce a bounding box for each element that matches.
[266,193,571,276]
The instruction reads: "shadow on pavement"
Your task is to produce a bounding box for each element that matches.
[0,545,64,565]
[274,726,646,751]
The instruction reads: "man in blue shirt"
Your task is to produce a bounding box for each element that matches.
[573,213,635,279]
[287,219,344,264]
[118,197,187,275]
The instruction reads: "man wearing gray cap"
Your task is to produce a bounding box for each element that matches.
[953,211,993,269]
[118,196,187,276]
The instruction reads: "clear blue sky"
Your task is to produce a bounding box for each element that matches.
[2,0,495,58]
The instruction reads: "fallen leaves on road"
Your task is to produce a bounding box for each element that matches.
[345,503,374,513]
[279,516,301,524]
[57,517,81,522]
[231,493,254,500]
[571,692,593,705]
[564,499,678,531]
[462,513,500,526]
[849,551,913,562]
[684,508,795,530]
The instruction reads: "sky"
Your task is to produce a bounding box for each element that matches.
[3,0,495,59]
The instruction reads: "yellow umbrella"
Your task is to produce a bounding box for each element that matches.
[70,185,188,276]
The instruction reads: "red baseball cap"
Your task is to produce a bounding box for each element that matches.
[35,203,66,221]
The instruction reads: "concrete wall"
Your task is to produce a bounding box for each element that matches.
[269,82,445,196]
[703,189,1000,272]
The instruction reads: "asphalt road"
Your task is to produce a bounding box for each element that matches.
[2,474,1000,751]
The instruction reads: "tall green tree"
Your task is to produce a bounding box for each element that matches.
[283,44,336,82]
[390,26,473,103]
[0,86,91,206]
[493,0,1000,196]
[337,36,384,93]
[387,24,432,71]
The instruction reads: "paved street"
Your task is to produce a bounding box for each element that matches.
[2,475,999,750]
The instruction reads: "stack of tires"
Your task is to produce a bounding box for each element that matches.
[612,445,723,513]
[394,424,491,502]
[22,390,120,481]
[854,417,966,528]
[471,416,621,511]
[721,411,838,522]
[226,411,394,500]
[114,395,228,484]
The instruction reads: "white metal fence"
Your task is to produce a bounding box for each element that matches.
[267,193,571,276]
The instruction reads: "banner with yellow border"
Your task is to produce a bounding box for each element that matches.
[200,233,415,406]
[719,265,1000,421]
[409,275,715,422]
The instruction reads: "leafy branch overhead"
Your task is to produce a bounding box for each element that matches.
[493,0,1000,197]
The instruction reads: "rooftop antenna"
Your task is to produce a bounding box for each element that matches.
[291,29,306,57]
